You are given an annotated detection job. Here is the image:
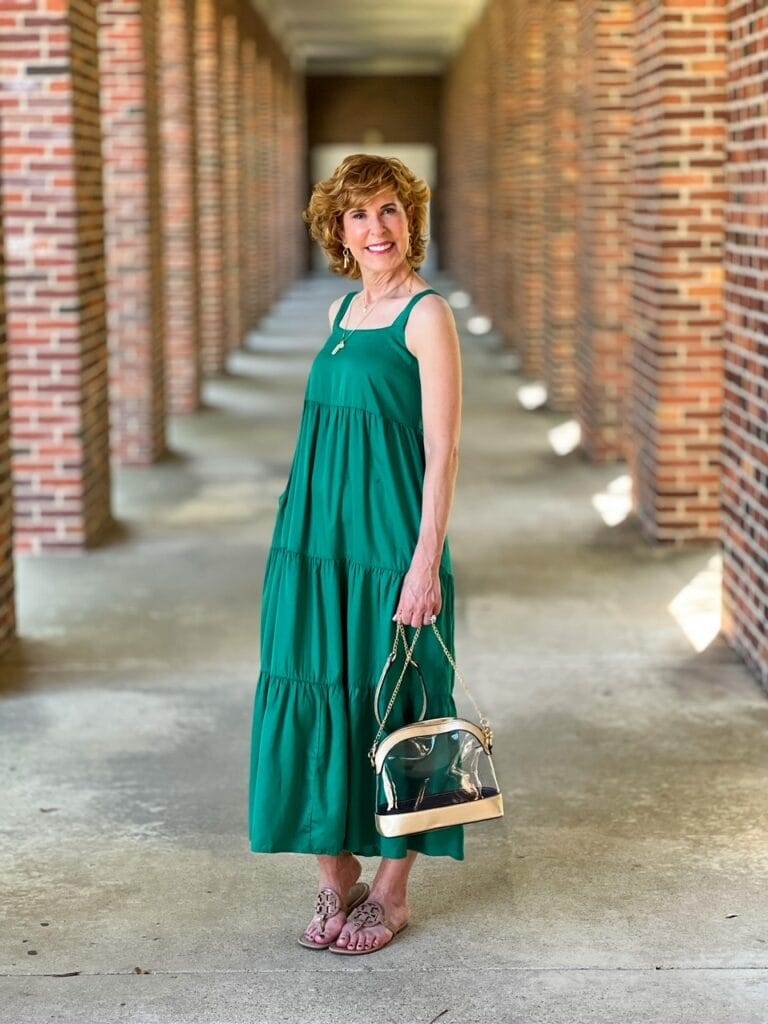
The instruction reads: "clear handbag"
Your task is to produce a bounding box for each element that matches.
[368,619,504,838]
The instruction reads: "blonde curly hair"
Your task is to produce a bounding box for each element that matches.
[301,153,431,280]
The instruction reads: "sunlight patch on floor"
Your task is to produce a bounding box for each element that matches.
[548,418,581,455]
[667,553,723,652]
[591,473,633,527]
[517,381,547,410]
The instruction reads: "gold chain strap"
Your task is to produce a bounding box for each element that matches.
[367,620,493,766]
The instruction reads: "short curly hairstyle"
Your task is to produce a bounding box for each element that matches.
[301,153,431,279]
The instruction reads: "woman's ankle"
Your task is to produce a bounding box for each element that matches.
[317,851,360,889]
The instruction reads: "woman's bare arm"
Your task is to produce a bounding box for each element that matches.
[393,295,463,627]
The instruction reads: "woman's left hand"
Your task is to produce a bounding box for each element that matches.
[393,558,442,627]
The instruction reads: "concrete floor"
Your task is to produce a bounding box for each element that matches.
[2,272,768,1024]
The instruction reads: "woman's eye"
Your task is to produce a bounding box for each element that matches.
[352,208,395,219]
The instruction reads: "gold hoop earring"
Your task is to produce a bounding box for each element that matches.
[343,246,351,270]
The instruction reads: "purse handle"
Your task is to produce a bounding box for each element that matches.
[367,619,493,767]
[373,626,428,728]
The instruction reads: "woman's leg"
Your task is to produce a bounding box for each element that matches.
[301,851,363,945]
[334,851,416,950]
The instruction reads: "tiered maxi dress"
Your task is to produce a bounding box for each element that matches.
[248,287,464,861]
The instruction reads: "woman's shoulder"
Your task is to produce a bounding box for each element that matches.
[408,286,454,323]
[327,291,354,330]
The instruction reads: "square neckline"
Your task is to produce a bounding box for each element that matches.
[334,288,438,333]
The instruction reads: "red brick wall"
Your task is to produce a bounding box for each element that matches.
[543,0,580,412]
[1,0,113,552]
[627,0,727,542]
[721,0,768,687]
[220,0,243,355]
[468,5,494,319]
[0,196,15,649]
[240,32,261,331]
[440,13,491,314]
[195,0,226,375]
[575,0,633,461]
[99,0,167,465]
[159,0,202,415]
[511,0,547,378]
[488,0,517,348]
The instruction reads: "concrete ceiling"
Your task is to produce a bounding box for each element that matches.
[251,0,487,75]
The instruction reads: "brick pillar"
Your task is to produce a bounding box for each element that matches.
[99,0,166,464]
[240,30,260,332]
[511,0,547,378]
[628,1,727,541]
[575,0,633,461]
[488,0,516,347]
[721,0,768,687]
[274,70,288,292]
[440,16,490,310]
[195,0,226,374]
[1,0,113,552]
[220,0,242,353]
[0,198,15,647]
[468,7,493,318]
[260,53,278,311]
[252,48,270,317]
[159,0,202,415]
[543,0,580,412]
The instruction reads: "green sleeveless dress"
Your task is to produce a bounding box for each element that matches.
[248,287,464,860]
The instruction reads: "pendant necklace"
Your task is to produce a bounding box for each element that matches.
[331,270,415,356]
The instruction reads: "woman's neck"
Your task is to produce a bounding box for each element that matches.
[359,266,417,303]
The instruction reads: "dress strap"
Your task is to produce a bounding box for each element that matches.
[332,291,357,331]
[392,288,440,331]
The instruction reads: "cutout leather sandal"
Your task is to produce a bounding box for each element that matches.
[327,897,409,955]
[297,881,370,949]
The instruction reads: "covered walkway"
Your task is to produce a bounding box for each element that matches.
[2,275,767,1022]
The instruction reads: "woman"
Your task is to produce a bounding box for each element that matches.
[248,153,464,955]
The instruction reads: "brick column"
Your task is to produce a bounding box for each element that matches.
[195,0,226,374]
[275,70,289,292]
[488,0,516,347]
[220,0,242,353]
[440,16,491,312]
[159,0,202,414]
[259,53,278,311]
[1,0,113,552]
[575,0,633,461]
[0,199,15,647]
[721,0,768,687]
[240,29,260,332]
[628,0,727,541]
[99,0,166,464]
[543,0,580,412]
[468,7,493,318]
[510,0,547,378]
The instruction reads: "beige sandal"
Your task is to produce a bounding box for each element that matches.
[297,881,370,949]
[327,898,409,955]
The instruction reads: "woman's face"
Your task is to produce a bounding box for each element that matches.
[340,190,410,274]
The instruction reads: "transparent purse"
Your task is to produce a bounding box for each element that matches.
[368,620,504,838]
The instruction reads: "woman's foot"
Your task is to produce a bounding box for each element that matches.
[332,887,410,952]
[300,852,363,947]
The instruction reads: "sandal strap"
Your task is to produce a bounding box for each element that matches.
[346,898,396,933]
[314,887,343,933]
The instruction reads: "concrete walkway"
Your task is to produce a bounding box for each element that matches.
[2,273,768,1023]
